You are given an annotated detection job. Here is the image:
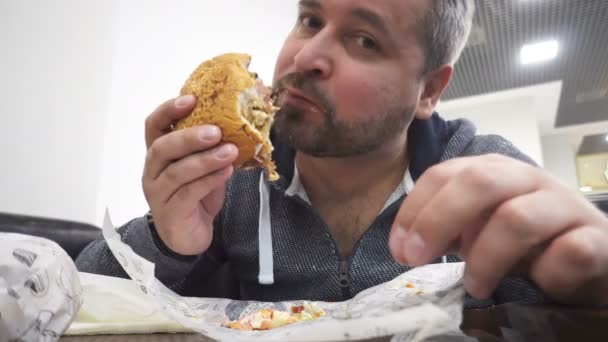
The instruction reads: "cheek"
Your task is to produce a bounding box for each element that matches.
[343,80,378,108]
[332,72,405,118]
[273,35,299,83]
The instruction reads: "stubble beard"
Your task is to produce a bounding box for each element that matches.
[273,99,414,158]
[272,72,414,158]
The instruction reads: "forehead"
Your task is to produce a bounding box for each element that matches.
[301,0,429,38]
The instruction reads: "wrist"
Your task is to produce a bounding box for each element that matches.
[145,211,199,262]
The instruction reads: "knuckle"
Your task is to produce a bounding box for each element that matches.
[466,261,493,285]
[418,211,444,232]
[180,127,196,145]
[174,184,191,203]
[147,142,161,162]
[462,165,496,189]
[142,178,160,204]
[171,128,196,151]
[141,175,150,194]
[144,114,160,137]
[183,128,197,146]
[395,207,416,226]
[485,153,507,163]
[199,169,227,189]
[495,202,533,238]
[535,267,567,292]
[425,164,451,183]
[144,114,154,130]
[144,150,154,168]
[195,154,211,172]
[164,163,181,184]
[556,234,597,270]
[199,150,228,174]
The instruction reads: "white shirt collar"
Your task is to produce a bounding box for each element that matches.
[285,162,414,213]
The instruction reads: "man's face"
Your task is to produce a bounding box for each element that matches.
[272,0,429,157]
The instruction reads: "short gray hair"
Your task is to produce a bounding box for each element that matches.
[419,0,475,76]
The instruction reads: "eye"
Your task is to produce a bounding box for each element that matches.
[356,35,380,51]
[298,14,323,31]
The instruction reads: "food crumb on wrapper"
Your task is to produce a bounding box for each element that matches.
[223,301,327,331]
[388,281,424,295]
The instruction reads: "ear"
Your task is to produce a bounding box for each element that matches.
[414,64,453,120]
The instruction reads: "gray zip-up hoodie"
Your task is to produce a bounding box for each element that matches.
[76,113,547,309]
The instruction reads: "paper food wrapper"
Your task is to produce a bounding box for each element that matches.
[66,272,192,335]
[0,233,82,342]
[96,209,467,341]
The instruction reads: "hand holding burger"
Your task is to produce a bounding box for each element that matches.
[141,53,279,256]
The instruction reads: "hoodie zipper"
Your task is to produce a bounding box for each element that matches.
[295,198,353,301]
[334,200,407,301]
[338,260,350,299]
[286,194,404,301]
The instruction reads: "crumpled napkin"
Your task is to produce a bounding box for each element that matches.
[0,233,82,342]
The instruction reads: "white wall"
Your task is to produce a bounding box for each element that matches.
[0,0,116,224]
[3,2,594,227]
[540,121,608,190]
[437,92,546,166]
[436,82,608,189]
[98,0,297,225]
[540,134,579,189]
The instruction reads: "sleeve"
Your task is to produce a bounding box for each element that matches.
[75,214,227,293]
[492,276,549,305]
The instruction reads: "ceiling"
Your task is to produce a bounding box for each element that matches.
[442,0,608,128]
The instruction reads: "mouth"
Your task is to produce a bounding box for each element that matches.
[274,87,324,114]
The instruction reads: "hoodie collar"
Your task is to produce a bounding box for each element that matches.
[258,112,469,285]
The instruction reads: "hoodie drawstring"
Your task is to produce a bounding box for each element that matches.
[257,167,446,285]
[258,172,274,284]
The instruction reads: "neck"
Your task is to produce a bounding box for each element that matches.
[296,131,409,201]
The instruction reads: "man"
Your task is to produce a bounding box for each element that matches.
[77,0,608,308]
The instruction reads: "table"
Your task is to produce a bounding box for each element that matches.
[461,303,608,341]
[60,304,608,342]
[60,336,390,342]
[61,335,211,342]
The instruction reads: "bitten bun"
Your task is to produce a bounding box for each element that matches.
[174,53,279,181]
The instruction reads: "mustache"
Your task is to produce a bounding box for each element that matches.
[272,72,333,113]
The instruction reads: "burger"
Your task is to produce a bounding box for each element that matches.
[174,53,280,181]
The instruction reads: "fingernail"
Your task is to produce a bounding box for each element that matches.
[464,274,488,299]
[394,225,407,243]
[390,226,408,263]
[215,144,236,159]
[402,232,426,265]
[198,125,220,141]
[175,95,195,108]
[391,226,407,249]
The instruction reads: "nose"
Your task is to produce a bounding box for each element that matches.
[293,32,333,79]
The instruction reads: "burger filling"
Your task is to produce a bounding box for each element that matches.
[238,75,279,139]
